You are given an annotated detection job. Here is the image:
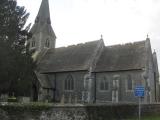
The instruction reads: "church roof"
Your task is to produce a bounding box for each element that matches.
[37,40,148,73]
[35,72,52,88]
[37,40,102,73]
[95,40,147,72]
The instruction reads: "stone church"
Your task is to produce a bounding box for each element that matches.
[29,0,159,103]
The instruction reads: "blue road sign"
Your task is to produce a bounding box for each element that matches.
[134,86,145,97]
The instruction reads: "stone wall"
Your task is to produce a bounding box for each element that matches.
[95,70,144,103]
[54,71,87,102]
[45,70,147,104]
[1,103,160,120]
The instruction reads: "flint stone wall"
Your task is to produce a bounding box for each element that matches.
[1,103,160,120]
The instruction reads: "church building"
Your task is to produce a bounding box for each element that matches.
[29,0,159,103]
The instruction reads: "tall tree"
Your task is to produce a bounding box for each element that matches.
[0,0,35,96]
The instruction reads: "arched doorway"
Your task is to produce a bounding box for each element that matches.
[32,84,38,101]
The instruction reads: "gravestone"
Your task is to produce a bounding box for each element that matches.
[60,94,65,104]
[68,94,72,103]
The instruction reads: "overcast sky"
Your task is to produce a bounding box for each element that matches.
[17,0,160,68]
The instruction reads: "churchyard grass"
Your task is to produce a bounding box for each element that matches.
[127,116,160,120]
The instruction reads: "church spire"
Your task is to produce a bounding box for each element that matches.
[29,0,56,52]
[35,0,51,24]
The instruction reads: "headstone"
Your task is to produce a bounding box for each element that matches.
[19,97,30,103]
[74,94,78,104]
[60,94,65,104]
[68,94,72,103]
[0,94,8,102]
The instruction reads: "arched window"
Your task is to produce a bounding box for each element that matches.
[30,37,36,48]
[45,38,50,48]
[99,76,109,91]
[64,74,74,91]
[126,75,133,91]
[31,40,35,47]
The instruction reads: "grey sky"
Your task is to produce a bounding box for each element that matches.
[17,0,160,69]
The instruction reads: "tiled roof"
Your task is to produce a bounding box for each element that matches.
[37,40,101,73]
[95,40,147,72]
[35,72,52,88]
[37,40,148,73]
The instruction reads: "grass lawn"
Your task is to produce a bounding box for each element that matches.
[127,116,160,120]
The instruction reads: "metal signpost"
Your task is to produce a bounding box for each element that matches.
[134,86,145,120]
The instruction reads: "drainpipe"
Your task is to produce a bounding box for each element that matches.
[94,72,97,103]
[53,74,56,102]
